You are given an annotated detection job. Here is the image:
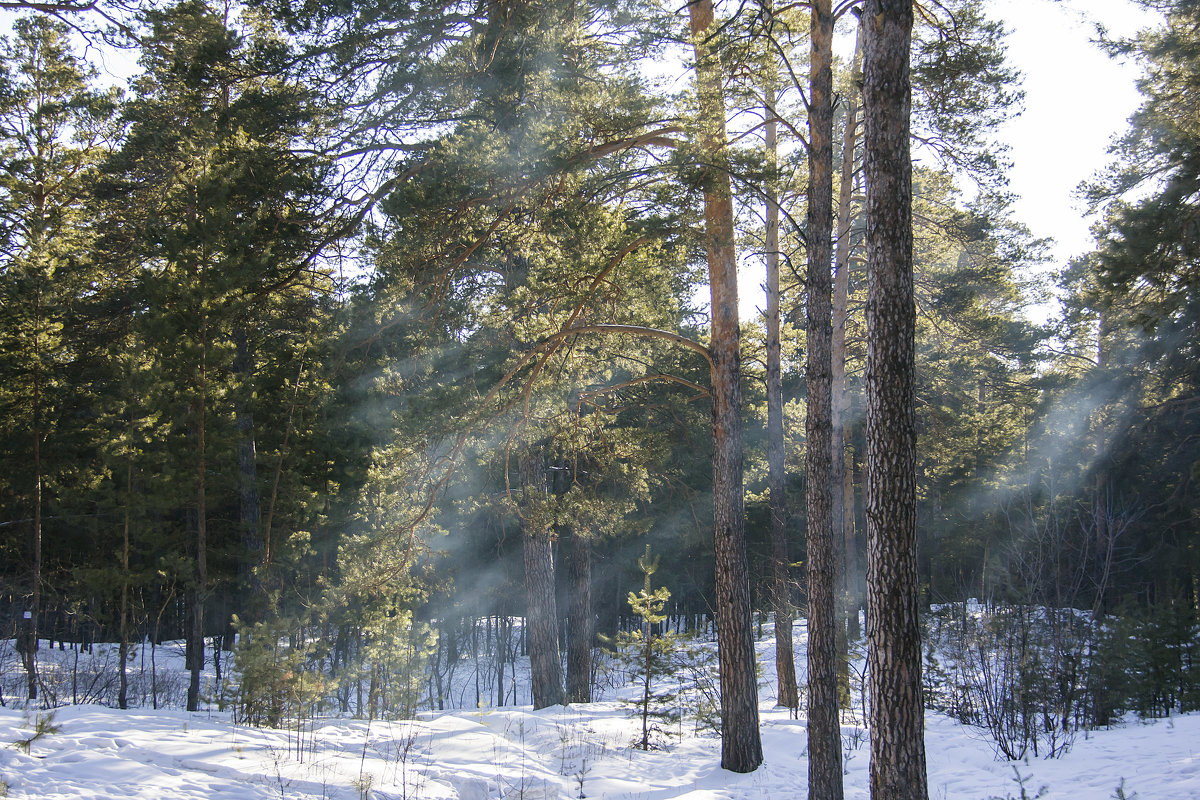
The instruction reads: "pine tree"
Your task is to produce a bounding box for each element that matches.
[758,0,799,717]
[517,444,566,709]
[805,0,844,795]
[687,0,762,773]
[832,6,865,659]
[628,544,672,751]
[97,0,337,710]
[862,2,928,799]
[0,15,116,701]
[1065,0,1200,612]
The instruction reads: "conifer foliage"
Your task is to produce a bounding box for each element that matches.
[0,1,1195,789]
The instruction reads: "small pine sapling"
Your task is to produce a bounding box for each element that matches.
[623,545,678,750]
[14,711,60,755]
[225,614,328,729]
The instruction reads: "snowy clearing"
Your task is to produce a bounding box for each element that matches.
[2,624,1198,800]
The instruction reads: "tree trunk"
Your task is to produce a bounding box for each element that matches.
[1091,311,1112,620]
[496,615,508,707]
[762,0,799,715]
[685,0,763,772]
[833,13,866,691]
[119,430,133,711]
[862,3,928,799]
[234,326,263,621]
[187,334,209,714]
[565,530,593,704]
[187,587,204,712]
[687,0,762,773]
[806,0,844,795]
[640,606,654,750]
[262,359,305,574]
[19,153,52,704]
[21,285,44,702]
[843,456,861,641]
[521,449,565,709]
[24,391,42,703]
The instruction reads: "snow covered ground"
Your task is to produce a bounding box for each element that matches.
[1,626,1197,799]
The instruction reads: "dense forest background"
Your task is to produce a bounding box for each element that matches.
[0,0,1195,774]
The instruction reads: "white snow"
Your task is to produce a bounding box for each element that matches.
[0,626,1197,799]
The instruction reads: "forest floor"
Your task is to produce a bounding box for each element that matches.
[0,623,1197,799]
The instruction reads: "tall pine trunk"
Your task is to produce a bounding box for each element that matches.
[863,3,928,798]
[187,329,209,714]
[833,14,866,682]
[234,326,263,622]
[520,448,565,709]
[565,530,592,704]
[263,358,305,572]
[687,0,762,772]
[806,0,843,795]
[119,418,134,710]
[20,143,52,704]
[762,0,799,714]
[1091,311,1112,620]
[24,311,42,702]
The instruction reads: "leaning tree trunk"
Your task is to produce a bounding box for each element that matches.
[806,0,844,796]
[520,448,565,709]
[862,3,928,799]
[687,0,762,773]
[762,0,799,714]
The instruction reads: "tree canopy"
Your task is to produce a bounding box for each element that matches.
[0,1,1195,791]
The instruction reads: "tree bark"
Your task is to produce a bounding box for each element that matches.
[844,456,860,642]
[863,3,928,799]
[1091,311,1111,620]
[687,0,762,772]
[20,129,51,704]
[234,326,263,620]
[565,530,593,704]
[24,317,42,702]
[187,330,208,714]
[833,14,865,691]
[262,359,304,573]
[806,0,843,795]
[119,425,133,710]
[762,0,798,714]
[520,448,565,709]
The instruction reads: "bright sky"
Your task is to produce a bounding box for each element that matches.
[738,0,1160,323]
[990,0,1159,301]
